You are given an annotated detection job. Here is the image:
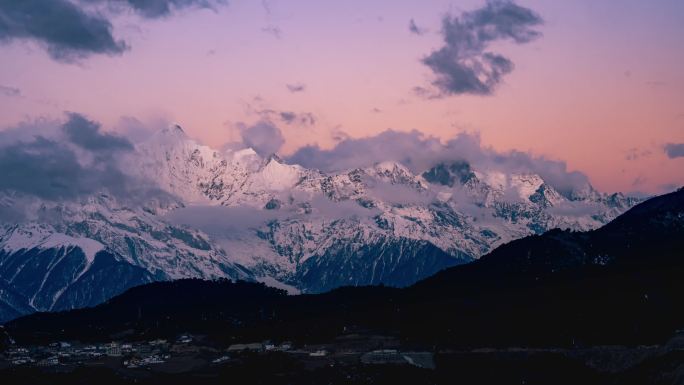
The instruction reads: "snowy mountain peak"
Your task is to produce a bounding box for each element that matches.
[568,182,602,202]
[264,153,283,164]
[252,156,311,192]
[364,161,422,188]
[225,147,261,170]
[509,173,546,200]
[0,129,643,322]
[159,123,187,138]
[372,161,410,175]
[529,183,564,208]
[1,224,104,264]
[422,161,475,187]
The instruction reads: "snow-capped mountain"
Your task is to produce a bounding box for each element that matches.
[0,125,640,322]
[0,192,251,321]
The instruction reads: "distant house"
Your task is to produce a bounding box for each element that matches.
[309,350,328,357]
[177,335,193,344]
[36,356,59,367]
[361,349,404,365]
[227,343,263,353]
[360,350,435,369]
[212,355,231,364]
[10,358,31,366]
[263,340,276,351]
[106,342,122,357]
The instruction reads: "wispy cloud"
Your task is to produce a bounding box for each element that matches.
[625,147,651,161]
[262,25,282,38]
[286,83,306,93]
[408,19,427,35]
[0,85,21,97]
[261,0,273,15]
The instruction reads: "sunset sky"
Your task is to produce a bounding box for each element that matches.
[1,0,683,194]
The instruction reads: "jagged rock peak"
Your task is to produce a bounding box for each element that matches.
[154,123,188,141]
[265,153,284,164]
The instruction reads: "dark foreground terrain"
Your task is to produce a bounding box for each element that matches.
[2,347,684,385]
[2,188,683,384]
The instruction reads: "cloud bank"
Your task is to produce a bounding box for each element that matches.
[419,0,543,96]
[287,129,591,197]
[63,112,134,153]
[0,113,164,204]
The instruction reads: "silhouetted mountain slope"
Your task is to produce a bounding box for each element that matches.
[4,188,683,349]
[418,187,684,289]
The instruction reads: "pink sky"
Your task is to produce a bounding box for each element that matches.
[0,0,682,194]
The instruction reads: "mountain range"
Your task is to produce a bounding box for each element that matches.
[0,124,640,322]
[4,187,683,384]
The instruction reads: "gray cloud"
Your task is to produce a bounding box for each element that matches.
[286,83,306,93]
[164,194,378,259]
[239,121,285,156]
[62,112,134,153]
[0,0,127,62]
[166,205,284,236]
[420,0,543,96]
[287,129,592,197]
[87,0,227,19]
[408,18,427,35]
[279,112,297,124]
[0,0,227,62]
[664,143,684,159]
[0,136,128,200]
[0,113,162,203]
[365,181,434,206]
[0,85,21,97]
